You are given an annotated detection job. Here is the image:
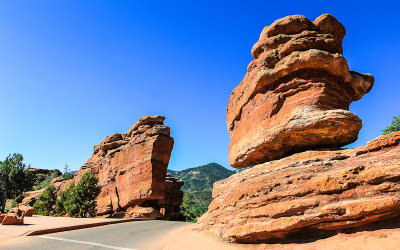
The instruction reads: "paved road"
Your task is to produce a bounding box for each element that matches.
[1,220,191,250]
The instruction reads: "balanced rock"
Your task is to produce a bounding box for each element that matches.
[2,208,24,225]
[195,132,400,243]
[227,14,374,169]
[57,115,182,219]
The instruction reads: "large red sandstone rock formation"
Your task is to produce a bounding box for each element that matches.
[195,132,400,243]
[21,115,183,219]
[63,115,182,218]
[227,14,374,169]
[195,14,399,244]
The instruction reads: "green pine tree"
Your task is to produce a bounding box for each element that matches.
[180,192,208,222]
[0,153,33,213]
[63,172,101,217]
[55,183,75,216]
[382,115,400,135]
[33,184,57,216]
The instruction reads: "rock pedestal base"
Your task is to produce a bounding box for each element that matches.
[195,132,400,243]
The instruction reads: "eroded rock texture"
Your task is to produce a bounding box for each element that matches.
[56,115,182,219]
[159,174,184,220]
[227,14,374,169]
[195,132,400,243]
[2,208,24,225]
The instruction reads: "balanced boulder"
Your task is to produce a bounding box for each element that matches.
[195,14,399,244]
[227,14,374,169]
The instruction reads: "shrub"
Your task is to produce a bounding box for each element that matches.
[62,164,74,180]
[61,172,101,217]
[383,115,400,135]
[180,192,208,222]
[5,199,17,212]
[33,184,57,216]
[62,172,74,180]
[55,183,74,216]
[34,172,60,190]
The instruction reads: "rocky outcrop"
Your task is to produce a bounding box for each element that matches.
[18,189,44,206]
[18,205,34,217]
[159,174,184,220]
[195,132,400,243]
[195,14,398,243]
[50,176,65,184]
[1,208,24,225]
[55,115,182,219]
[28,168,62,176]
[227,14,374,169]
[124,206,163,219]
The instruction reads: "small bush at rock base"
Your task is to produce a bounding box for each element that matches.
[57,172,101,217]
[33,184,57,216]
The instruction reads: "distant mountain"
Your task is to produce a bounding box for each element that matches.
[167,162,234,194]
[168,163,235,221]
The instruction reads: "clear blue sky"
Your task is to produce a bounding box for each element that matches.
[0,1,399,171]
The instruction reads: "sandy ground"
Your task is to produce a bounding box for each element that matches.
[144,224,400,250]
[0,215,132,240]
[143,224,246,250]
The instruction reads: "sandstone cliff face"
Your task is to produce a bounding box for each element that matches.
[55,115,183,219]
[195,132,400,243]
[227,14,374,169]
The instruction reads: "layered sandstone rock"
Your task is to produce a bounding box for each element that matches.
[2,208,24,225]
[0,214,5,223]
[159,174,184,220]
[195,132,400,243]
[124,206,163,219]
[19,189,44,206]
[18,205,34,217]
[227,14,374,169]
[56,115,181,218]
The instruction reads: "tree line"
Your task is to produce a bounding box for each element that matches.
[0,154,100,217]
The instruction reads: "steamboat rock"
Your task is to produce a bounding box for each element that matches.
[22,115,183,219]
